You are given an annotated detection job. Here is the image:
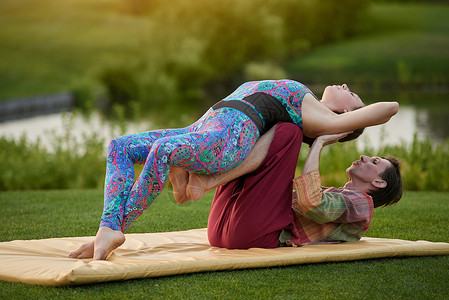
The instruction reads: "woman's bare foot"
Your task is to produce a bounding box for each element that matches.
[69,241,94,259]
[169,167,190,204]
[68,226,125,260]
[93,226,125,260]
[186,172,216,201]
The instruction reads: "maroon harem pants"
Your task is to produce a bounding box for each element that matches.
[207,122,303,249]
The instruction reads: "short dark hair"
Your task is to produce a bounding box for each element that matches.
[367,156,403,208]
[302,106,365,146]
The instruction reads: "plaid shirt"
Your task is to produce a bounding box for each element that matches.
[280,170,374,246]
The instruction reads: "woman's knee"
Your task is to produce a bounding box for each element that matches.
[151,138,191,167]
[149,138,171,164]
[107,137,127,157]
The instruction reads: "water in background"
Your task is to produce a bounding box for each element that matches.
[0,112,152,153]
[0,91,448,151]
[356,89,449,148]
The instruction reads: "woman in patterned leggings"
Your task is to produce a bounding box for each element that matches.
[69,79,398,260]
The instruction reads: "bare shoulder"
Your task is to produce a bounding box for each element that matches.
[302,93,321,106]
[302,94,335,137]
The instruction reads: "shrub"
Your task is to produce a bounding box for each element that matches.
[1,127,449,191]
[0,117,105,191]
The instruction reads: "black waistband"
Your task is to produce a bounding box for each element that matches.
[212,99,264,134]
[212,92,292,135]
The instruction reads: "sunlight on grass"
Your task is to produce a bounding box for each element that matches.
[0,189,447,298]
[1,1,448,297]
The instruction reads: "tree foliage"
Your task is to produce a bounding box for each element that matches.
[99,0,370,122]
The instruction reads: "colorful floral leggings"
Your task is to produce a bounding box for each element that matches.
[100,107,259,232]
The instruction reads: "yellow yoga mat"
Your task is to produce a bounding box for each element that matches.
[1,228,448,286]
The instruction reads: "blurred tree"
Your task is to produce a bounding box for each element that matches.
[99,0,370,125]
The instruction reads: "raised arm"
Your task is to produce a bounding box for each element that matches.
[293,132,358,224]
[302,132,352,174]
[302,96,399,138]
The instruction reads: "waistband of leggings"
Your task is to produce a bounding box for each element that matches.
[212,100,264,134]
[243,92,293,133]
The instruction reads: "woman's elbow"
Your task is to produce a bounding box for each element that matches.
[390,101,399,115]
[382,101,399,121]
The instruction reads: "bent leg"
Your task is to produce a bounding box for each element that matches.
[99,127,191,232]
[208,123,303,249]
[121,108,259,231]
[70,127,190,259]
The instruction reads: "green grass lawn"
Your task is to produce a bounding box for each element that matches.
[0,189,448,299]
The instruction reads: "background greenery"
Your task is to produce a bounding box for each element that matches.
[2,126,449,192]
[0,1,448,296]
[0,189,448,298]
[1,1,447,106]
[286,2,449,89]
[0,0,369,118]
[0,0,447,225]
[1,1,449,191]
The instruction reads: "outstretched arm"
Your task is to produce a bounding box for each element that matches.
[331,101,399,132]
[302,96,399,138]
